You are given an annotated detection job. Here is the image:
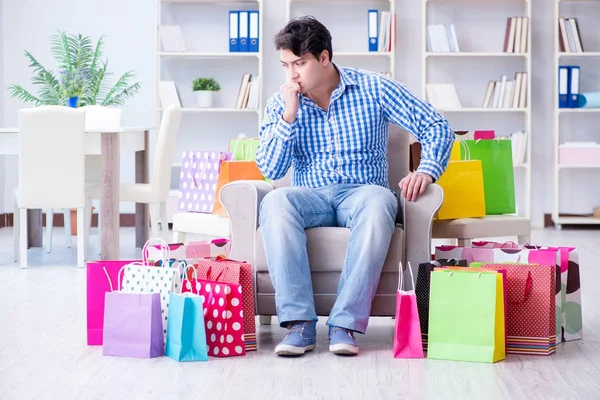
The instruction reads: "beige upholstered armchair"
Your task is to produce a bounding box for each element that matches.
[220,125,444,324]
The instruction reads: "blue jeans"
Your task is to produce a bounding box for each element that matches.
[258,183,398,334]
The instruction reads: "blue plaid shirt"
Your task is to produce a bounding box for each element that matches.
[256,65,454,188]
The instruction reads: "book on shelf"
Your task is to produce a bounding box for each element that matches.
[235,73,259,109]
[426,83,461,109]
[368,10,396,52]
[159,81,182,108]
[503,17,528,53]
[427,24,460,53]
[482,72,527,109]
[159,25,186,52]
[509,131,528,165]
[559,18,584,53]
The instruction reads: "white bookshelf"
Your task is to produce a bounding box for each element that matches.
[285,0,396,79]
[156,0,265,220]
[552,0,600,228]
[423,0,532,219]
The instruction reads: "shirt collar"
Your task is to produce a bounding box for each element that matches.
[301,63,357,108]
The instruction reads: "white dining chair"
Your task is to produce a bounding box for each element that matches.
[85,104,182,245]
[13,106,88,268]
[44,105,123,256]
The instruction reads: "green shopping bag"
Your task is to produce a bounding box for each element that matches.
[229,135,259,161]
[428,269,506,363]
[459,139,515,215]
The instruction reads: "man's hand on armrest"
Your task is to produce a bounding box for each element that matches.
[398,172,434,202]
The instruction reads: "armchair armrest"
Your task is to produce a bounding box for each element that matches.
[402,183,443,287]
[220,180,274,264]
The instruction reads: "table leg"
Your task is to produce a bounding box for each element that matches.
[135,130,149,248]
[26,209,43,248]
[101,132,120,260]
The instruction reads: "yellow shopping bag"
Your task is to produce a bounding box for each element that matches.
[450,140,461,161]
[436,159,486,220]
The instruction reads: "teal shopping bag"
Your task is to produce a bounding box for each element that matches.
[165,290,209,362]
[460,140,516,215]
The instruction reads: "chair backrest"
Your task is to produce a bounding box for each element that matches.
[79,105,123,130]
[18,106,86,209]
[152,105,182,200]
[273,123,410,190]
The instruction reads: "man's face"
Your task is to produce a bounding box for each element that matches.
[280,49,326,94]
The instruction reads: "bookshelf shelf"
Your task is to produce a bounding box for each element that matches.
[159,107,260,113]
[424,0,532,218]
[335,51,393,57]
[162,0,259,4]
[158,52,261,58]
[552,0,600,227]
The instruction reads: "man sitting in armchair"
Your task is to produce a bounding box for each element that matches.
[255,16,454,357]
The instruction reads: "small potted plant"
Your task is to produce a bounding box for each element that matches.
[192,77,220,108]
[60,69,87,107]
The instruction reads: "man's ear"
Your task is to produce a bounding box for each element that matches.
[319,51,329,65]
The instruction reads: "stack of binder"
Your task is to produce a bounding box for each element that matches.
[229,10,260,52]
[368,9,395,52]
[558,66,580,108]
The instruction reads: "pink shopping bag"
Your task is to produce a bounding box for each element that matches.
[393,262,424,359]
[86,260,148,345]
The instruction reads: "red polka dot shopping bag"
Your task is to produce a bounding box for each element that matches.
[182,264,247,358]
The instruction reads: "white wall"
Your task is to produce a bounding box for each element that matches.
[1,0,594,227]
[0,0,5,214]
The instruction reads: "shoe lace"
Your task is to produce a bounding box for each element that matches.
[285,322,307,337]
[331,327,354,339]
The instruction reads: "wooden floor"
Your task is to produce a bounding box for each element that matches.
[0,226,599,400]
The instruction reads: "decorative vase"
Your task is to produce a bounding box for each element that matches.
[67,96,79,108]
[195,91,214,108]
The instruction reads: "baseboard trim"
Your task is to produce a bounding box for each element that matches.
[544,213,600,229]
[0,212,136,228]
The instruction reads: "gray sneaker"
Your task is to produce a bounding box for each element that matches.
[328,326,359,355]
[274,321,317,356]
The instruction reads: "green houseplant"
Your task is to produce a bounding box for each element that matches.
[192,77,220,108]
[8,30,141,107]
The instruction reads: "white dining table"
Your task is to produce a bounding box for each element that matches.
[0,127,152,261]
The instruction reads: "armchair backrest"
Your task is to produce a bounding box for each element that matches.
[273,123,410,191]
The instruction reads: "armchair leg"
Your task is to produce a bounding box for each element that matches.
[46,209,54,253]
[457,238,472,247]
[259,315,272,326]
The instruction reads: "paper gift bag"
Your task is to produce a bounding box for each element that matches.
[182,274,246,358]
[165,278,209,362]
[86,260,148,345]
[178,150,232,213]
[145,238,232,263]
[393,263,424,358]
[229,135,259,161]
[415,259,467,350]
[459,139,516,215]
[212,160,264,217]
[102,266,164,358]
[435,246,562,342]
[435,159,486,220]
[189,258,257,351]
[428,269,506,363]
[482,263,557,355]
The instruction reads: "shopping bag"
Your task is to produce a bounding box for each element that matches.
[393,262,424,358]
[229,134,259,161]
[178,150,232,213]
[435,159,486,220]
[145,238,232,263]
[212,160,264,217]
[415,258,467,350]
[102,266,165,358]
[189,258,257,351]
[435,245,562,342]
[458,139,516,215]
[165,269,209,362]
[86,259,148,345]
[428,269,506,363]
[481,263,557,355]
[182,269,246,358]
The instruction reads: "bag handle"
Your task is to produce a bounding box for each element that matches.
[183,263,201,295]
[117,261,147,291]
[459,140,472,161]
[142,238,171,265]
[398,262,415,291]
[103,267,114,292]
[231,133,253,161]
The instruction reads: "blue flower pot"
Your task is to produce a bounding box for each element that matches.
[67,97,79,108]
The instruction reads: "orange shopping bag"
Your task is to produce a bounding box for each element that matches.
[212,160,264,216]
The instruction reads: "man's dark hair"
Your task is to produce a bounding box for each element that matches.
[274,16,333,61]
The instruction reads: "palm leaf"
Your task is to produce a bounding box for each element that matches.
[8,85,43,105]
[50,30,72,73]
[23,51,63,103]
[101,82,141,106]
[101,71,137,105]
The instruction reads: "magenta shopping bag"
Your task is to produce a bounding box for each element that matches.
[86,260,148,345]
[393,263,424,359]
[102,265,165,358]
